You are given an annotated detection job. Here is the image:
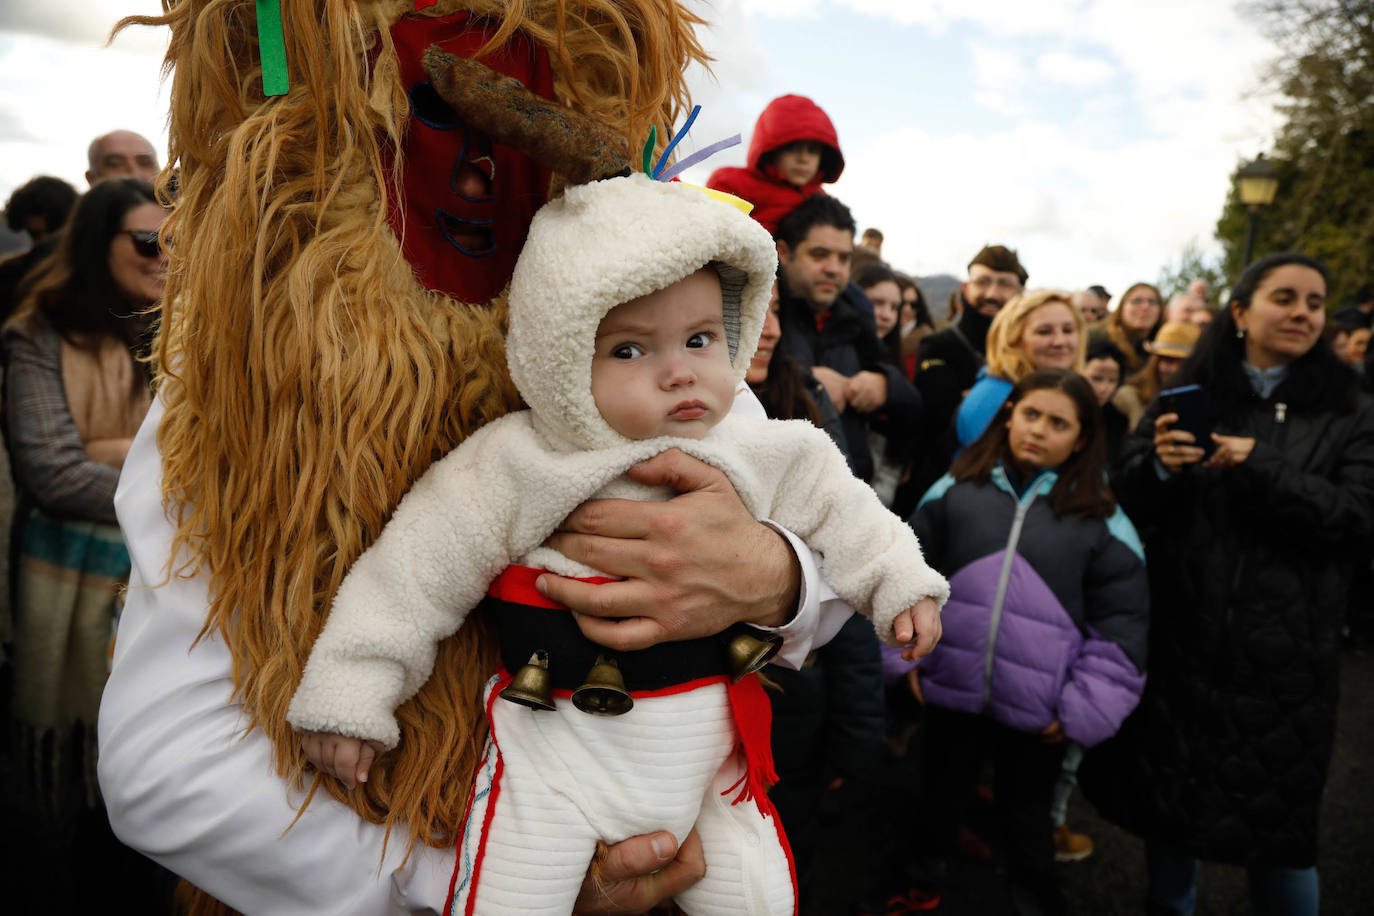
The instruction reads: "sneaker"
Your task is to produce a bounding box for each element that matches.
[1052,823,1094,862]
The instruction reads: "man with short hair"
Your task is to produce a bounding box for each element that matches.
[1332,284,1374,330]
[86,130,160,186]
[916,244,1026,429]
[898,244,1027,511]
[0,175,79,320]
[774,195,920,484]
[860,227,884,257]
[1071,288,1108,324]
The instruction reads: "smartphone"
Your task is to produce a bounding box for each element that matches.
[1159,384,1215,458]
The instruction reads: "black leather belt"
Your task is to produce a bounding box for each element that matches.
[487,595,732,691]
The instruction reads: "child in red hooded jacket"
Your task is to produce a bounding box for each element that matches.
[707,94,844,236]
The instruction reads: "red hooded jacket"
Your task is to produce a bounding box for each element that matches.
[707,94,844,236]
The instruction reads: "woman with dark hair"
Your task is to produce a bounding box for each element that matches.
[1081,336,1131,462]
[854,262,924,507]
[3,177,163,846]
[906,368,1149,914]
[748,279,846,449]
[1091,253,1374,916]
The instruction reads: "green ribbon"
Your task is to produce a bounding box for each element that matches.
[256,0,289,97]
[641,126,657,176]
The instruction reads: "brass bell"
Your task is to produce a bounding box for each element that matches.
[572,655,634,716]
[500,651,556,711]
[724,626,783,682]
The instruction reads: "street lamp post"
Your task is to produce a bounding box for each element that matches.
[1235,153,1279,266]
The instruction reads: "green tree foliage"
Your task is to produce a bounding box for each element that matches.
[1216,0,1374,307]
[1157,238,1228,305]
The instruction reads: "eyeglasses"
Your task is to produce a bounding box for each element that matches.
[968,276,1023,293]
[123,229,162,259]
[1124,295,1160,307]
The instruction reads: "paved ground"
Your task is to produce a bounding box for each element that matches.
[810,647,1374,915]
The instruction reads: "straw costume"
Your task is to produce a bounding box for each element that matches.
[99,1,759,912]
[285,174,949,914]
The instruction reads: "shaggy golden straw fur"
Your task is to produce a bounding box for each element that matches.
[114,0,710,872]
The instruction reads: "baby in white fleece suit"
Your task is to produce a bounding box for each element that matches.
[287,173,948,916]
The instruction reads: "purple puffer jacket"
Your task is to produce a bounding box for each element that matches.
[905,467,1148,747]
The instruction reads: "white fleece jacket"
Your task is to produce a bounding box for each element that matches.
[287,410,948,747]
[287,173,949,748]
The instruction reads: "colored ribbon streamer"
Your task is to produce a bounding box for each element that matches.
[255,0,289,97]
[641,125,657,176]
[651,105,702,179]
[415,0,438,7]
[656,134,742,183]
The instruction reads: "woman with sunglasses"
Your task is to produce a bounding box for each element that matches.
[2,176,167,905]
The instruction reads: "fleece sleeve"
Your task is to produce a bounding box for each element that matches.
[1057,510,1149,748]
[286,422,526,749]
[722,419,949,647]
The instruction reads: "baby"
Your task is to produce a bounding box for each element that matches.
[287,173,947,916]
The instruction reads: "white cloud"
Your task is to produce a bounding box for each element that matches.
[818,116,1241,298]
[0,1,168,55]
[970,44,1025,89]
[1036,51,1114,88]
[0,29,169,197]
[685,0,1282,290]
[737,0,824,19]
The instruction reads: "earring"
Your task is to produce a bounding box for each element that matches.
[1236,327,1246,339]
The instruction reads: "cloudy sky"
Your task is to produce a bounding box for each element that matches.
[0,1,1282,297]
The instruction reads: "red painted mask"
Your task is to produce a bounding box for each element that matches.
[384,13,554,304]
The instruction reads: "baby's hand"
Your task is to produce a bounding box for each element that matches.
[299,730,381,789]
[892,597,942,662]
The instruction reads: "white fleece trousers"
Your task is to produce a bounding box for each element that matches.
[446,676,796,915]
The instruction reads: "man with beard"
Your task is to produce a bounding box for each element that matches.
[897,244,1026,512]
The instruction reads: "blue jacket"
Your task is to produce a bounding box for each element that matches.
[910,466,1149,747]
[954,369,1013,450]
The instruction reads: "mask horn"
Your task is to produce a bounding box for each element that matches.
[423,47,632,185]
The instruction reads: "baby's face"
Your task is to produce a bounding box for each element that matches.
[591,268,737,440]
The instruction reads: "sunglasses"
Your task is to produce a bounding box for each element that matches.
[123,229,163,259]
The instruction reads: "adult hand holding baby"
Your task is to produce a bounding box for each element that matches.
[540,448,801,650]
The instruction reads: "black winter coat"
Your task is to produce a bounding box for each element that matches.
[779,287,921,482]
[1085,384,1374,866]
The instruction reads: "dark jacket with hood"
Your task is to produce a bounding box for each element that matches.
[707,94,844,236]
[1085,355,1374,866]
[778,284,921,484]
[894,303,994,512]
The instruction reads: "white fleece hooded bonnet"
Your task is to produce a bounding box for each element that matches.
[507,172,778,450]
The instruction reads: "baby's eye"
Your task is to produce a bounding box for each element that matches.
[686,332,714,349]
[611,343,644,359]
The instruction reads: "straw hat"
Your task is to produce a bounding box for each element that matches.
[1145,321,1201,359]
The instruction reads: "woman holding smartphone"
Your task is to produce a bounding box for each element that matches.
[1096,253,1374,915]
